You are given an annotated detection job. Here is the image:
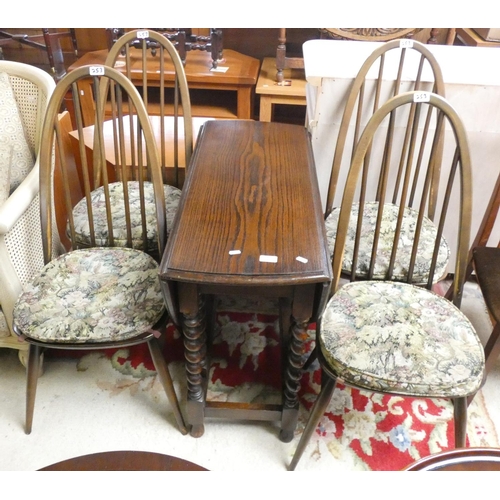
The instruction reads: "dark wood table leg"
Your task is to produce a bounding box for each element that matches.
[280,286,314,443]
[179,283,207,438]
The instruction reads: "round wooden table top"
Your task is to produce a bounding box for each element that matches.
[39,450,208,471]
[404,447,500,471]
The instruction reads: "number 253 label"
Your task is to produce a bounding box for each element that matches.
[413,92,431,102]
[89,66,105,76]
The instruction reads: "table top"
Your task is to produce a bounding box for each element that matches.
[160,120,331,287]
[456,28,500,47]
[69,48,260,87]
[256,57,306,97]
[404,447,500,471]
[39,450,208,471]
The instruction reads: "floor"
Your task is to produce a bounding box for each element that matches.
[1,280,499,493]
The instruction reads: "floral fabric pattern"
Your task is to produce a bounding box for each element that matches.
[13,247,164,343]
[71,181,181,252]
[325,202,450,283]
[319,281,484,398]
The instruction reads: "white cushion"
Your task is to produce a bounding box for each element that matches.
[0,72,34,194]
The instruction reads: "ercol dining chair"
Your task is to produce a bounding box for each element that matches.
[0,60,56,366]
[104,29,194,186]
[67,30,194,259]
[325,39,447,284]
[303,39,447,371]
[289,92,485,470]
[11,65,187,435]
[68,30,193,260]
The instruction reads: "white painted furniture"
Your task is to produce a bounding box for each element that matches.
[0,61,56,365]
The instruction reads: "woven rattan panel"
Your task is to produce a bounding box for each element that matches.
[8,75,46,153]
[4,194,44,286]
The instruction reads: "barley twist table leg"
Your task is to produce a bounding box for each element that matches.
[280,315,310,443]
[182,297,207,438]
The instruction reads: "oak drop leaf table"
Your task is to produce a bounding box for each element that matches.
[159,120,332,441]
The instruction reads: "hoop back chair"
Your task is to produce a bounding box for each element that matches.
[11,65,187,435]
[68,30,195,259]
[324,40,447,285]
[289,92,485,470]
[104,29,194,188]
[0,60,56,365]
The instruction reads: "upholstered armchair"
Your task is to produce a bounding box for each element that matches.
[0,60,56,365]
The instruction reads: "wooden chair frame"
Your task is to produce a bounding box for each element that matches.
[104,29,194,188]
[13,65,186,435]
[290,92,476,471]
[326,39,446,219]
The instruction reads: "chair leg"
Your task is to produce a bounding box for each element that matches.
[288,372,337,471]
[302,346,317,371]
[484,322,500,377]
[453,396,468,448]
[147,338,188,435]
[25,343,42,435]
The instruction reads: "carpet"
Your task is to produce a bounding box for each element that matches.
[59,290,499,472]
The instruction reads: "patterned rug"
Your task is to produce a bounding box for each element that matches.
[58,291,498,471]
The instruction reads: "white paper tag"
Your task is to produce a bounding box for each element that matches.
[413,91,431,103]
[296,256,308,264]
[89,66,105,76]
[400,39,414,49]
[211,66,229,73]
[259,255,278,263]
[229,250,241,255]
[137,30,149,39]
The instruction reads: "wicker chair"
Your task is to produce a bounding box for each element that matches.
[0,60,57,365]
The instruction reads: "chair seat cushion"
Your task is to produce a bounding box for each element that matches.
[319,281,485,398]
[0,72,34,194]
[71,181,181,252]
[13,247,164,343]
[325,202,450,283]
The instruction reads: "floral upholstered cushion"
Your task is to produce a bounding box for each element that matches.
[325,202,450,283]
[319,281,485,398]
[0,72,34,194]
[13,247,165,343]
[71,181,181,252]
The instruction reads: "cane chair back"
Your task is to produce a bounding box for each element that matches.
[11,65,187,435]
[324,40,447,285]
[104,29,194,188]
[0,60,56,364]
[289,92,485,470]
